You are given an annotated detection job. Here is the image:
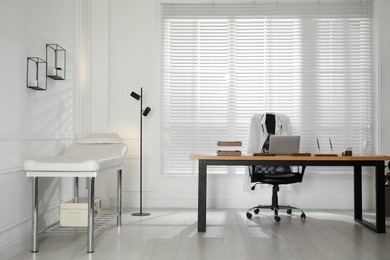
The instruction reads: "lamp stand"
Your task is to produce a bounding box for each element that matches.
[132,88,150,216]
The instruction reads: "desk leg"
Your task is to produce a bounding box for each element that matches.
[117,169,122,226]
[354,163,386,233]
[375,162,385,233]
[354,166,362,221]
[31,177,38,253]
[87,177,95,253]
[198,160,207,232]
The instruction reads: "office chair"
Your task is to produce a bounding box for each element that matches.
[246,113,306,222]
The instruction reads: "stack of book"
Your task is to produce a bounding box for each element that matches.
[216,141,242,156]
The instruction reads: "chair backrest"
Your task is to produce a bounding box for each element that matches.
[264,113,277,134]
[247,113,291,154]
[260,113,284,153]
[250,113,292,181]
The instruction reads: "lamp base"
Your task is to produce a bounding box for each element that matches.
[131,212,151,216]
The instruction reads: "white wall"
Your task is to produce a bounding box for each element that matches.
[1,0,388,258]
[87,0,387,212]
[0,0,80,258]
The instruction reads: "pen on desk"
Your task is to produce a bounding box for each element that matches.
[329,137,334,154]
[316,137,321,154]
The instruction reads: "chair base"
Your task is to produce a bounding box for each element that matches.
[246,204,306,222]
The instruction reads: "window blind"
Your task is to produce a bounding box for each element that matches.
[161,1,373,175]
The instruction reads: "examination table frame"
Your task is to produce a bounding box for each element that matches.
[27,168,123,253]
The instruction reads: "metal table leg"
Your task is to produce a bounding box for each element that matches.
[31,177,39,253]
[117,169,122,226]
[354,163,386,233]
[198,160,207,232]
[87,177,95,253]
[375,162,385,233]
[74,177,79,203]
[354,166,362,221]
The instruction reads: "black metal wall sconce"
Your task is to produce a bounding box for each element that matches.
[46,44,66,80]
[26,57,47,91]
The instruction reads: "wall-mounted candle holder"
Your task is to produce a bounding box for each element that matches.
[26,57,47,90]
[46,44,66,80]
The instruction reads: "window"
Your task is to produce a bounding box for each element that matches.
[161,1,373,175]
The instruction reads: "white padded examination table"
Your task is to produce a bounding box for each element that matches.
[24,133,127,253]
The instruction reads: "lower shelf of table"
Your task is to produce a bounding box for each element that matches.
[42,213,118,234]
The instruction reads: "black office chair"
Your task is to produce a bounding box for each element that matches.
[246,113,306,222]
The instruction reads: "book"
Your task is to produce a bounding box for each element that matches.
[217,150,242,156]
[217,141,242,147]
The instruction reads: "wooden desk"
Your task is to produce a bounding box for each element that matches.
[190,154,390,233]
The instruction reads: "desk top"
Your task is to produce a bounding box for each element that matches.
[190,154,390,161]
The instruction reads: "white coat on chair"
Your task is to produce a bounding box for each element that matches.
[244,113,292,190]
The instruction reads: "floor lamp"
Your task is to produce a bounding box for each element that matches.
[130,88,151,216]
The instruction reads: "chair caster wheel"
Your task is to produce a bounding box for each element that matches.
[246,212,252,219]
[254,209,260,214]
[274,216,281,222]
[301,213,306,220]
[287,209,292,215]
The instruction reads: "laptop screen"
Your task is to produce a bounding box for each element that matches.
[268,135,300,155]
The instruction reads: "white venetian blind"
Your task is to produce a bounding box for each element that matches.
[161,1,373,175]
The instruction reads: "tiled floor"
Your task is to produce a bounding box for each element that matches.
[9,209,390,260]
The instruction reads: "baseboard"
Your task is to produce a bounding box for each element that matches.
[0,232,30,260]
[0,199,74,260]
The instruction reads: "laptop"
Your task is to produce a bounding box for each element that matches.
[268,135,300,155]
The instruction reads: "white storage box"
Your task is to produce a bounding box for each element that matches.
[60,198,102,227]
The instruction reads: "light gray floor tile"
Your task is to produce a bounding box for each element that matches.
[7,209,390,260]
